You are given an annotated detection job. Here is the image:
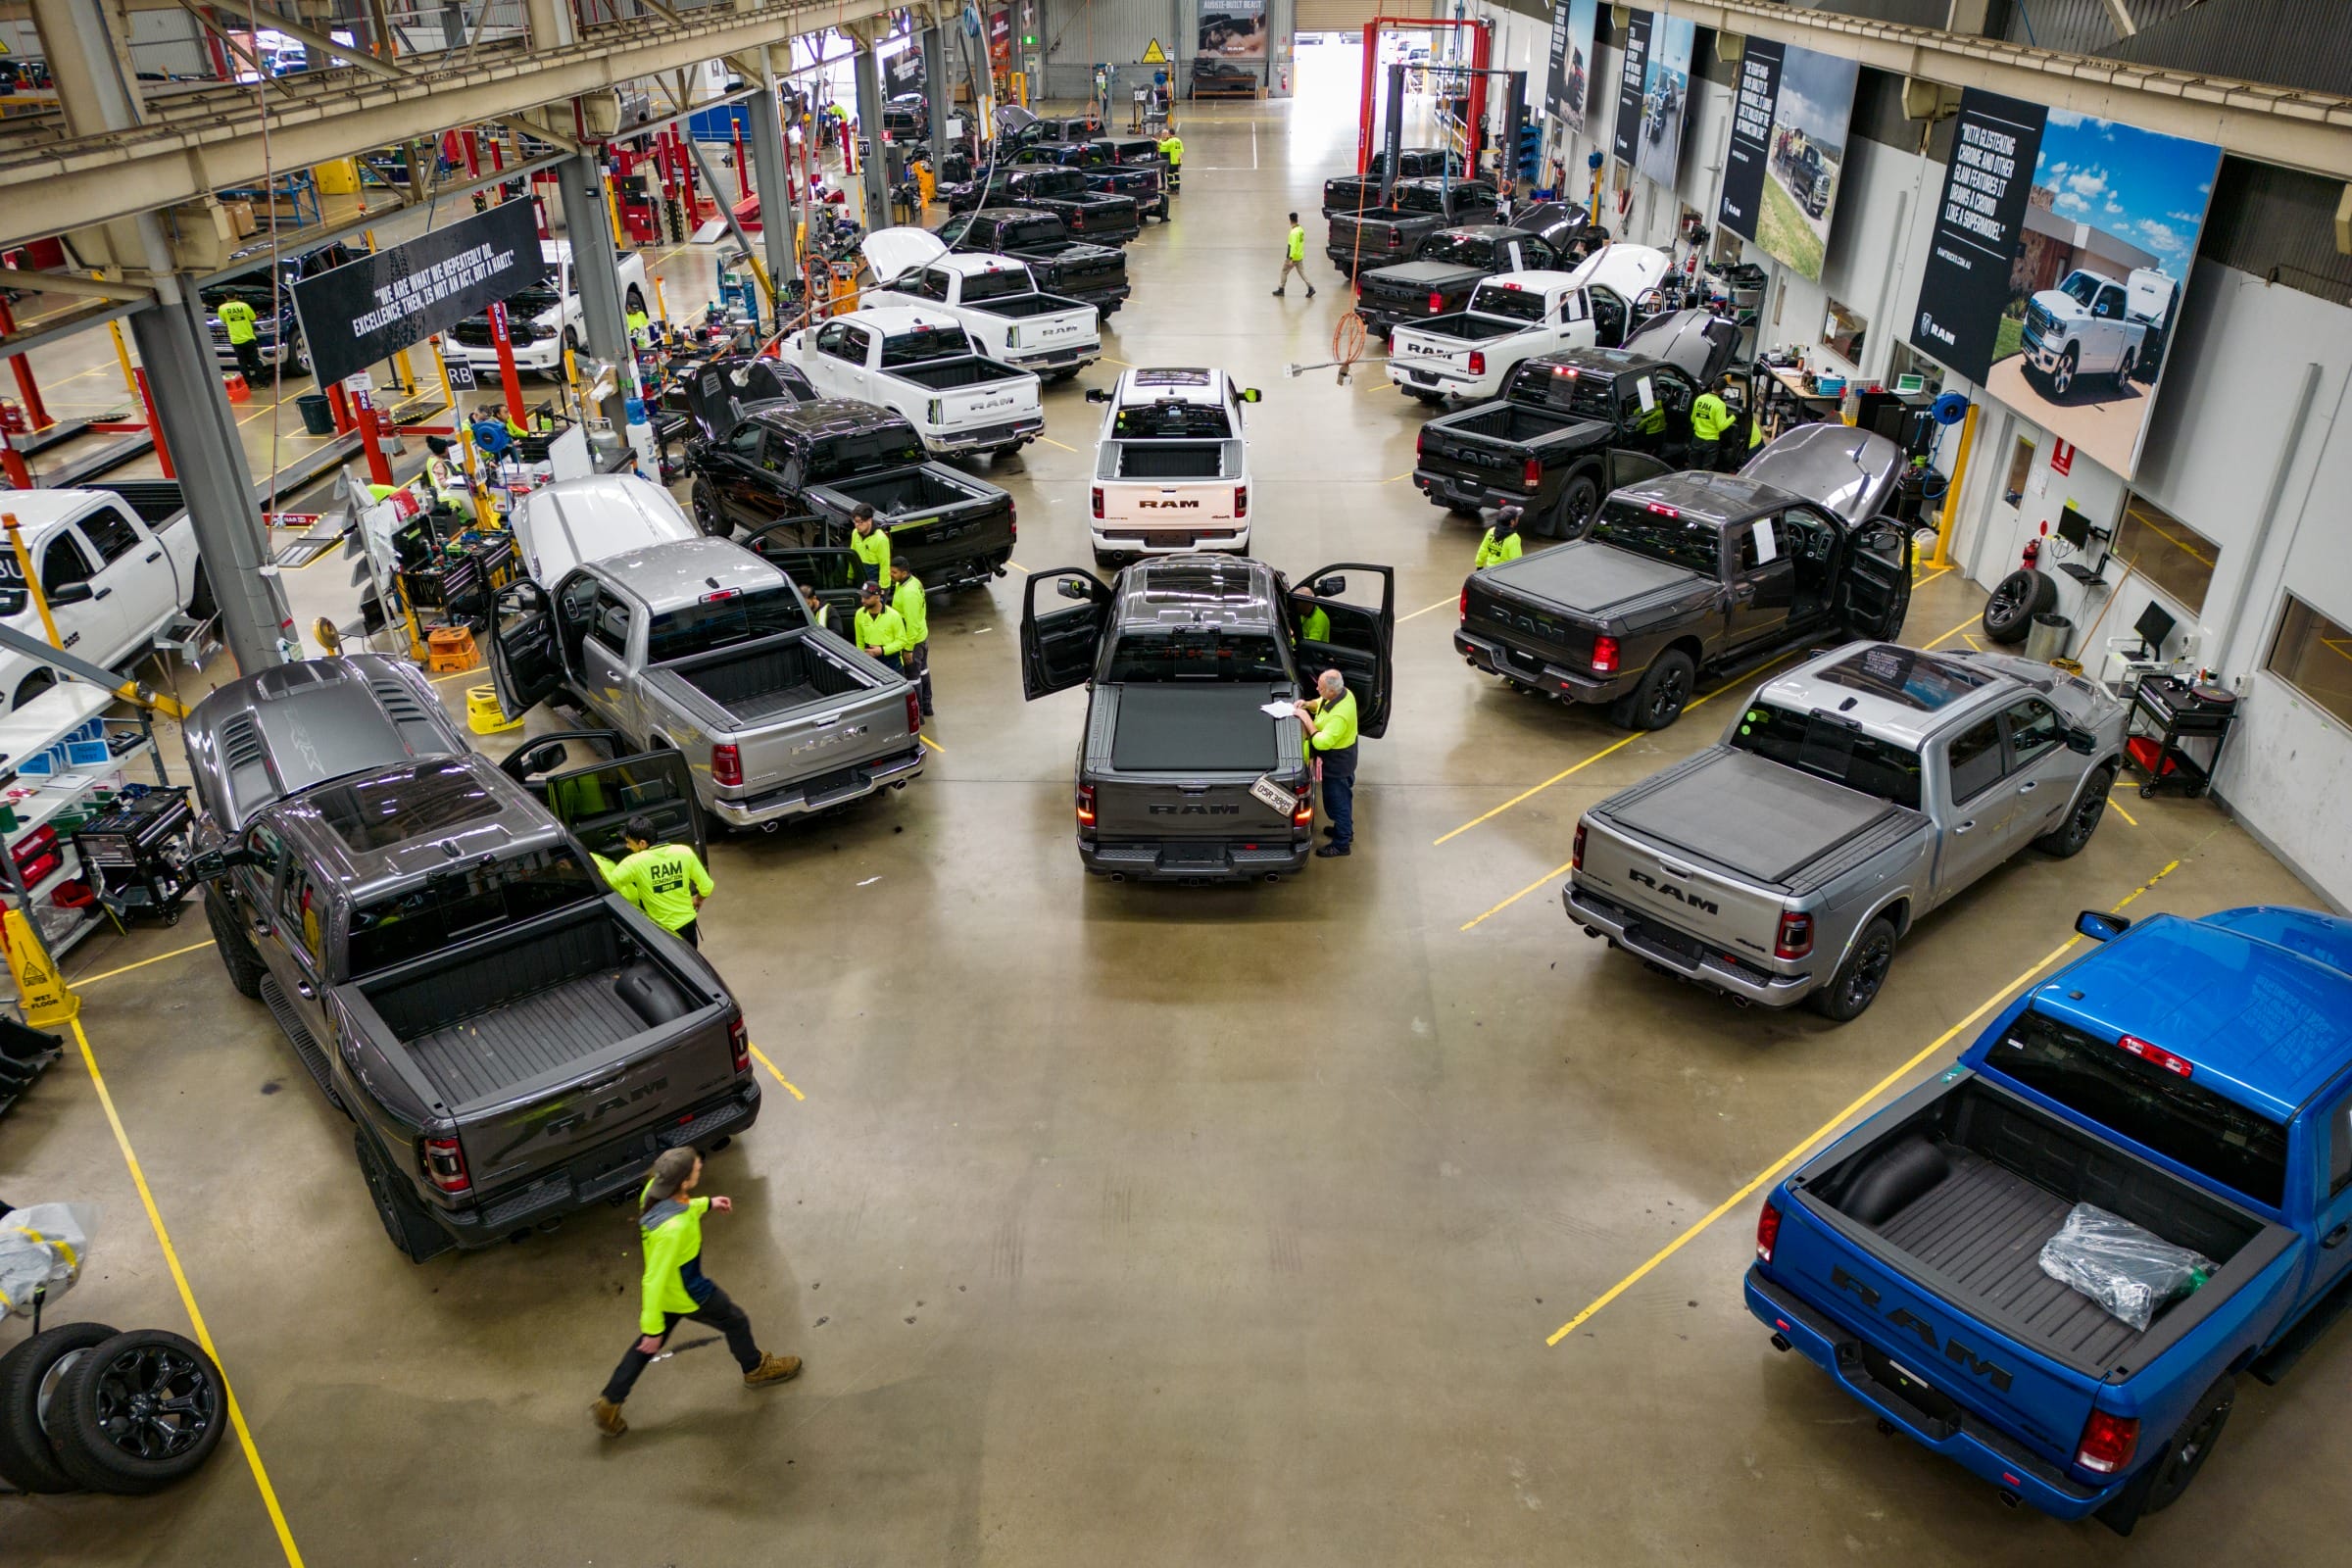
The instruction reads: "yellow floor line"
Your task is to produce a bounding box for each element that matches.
[1923,612,1979,650]
[1913,564,1951,590]
[920,732,945,753]
[1396,594,1455,623]
[2108,795,2139,827]
[73,937,217,989]
[71,1018,308,1566]
[1038,436,1078,453]
[1543,858,2179,1347]
[748,1042,805,1101]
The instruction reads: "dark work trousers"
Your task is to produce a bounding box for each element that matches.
[231,338,265,382]
[671,918,701,949]
[1716,432,1746,472]
[905,641,933,714]
[1320,752,1357,849]
[873,652,906,676]
[601,1285,760,1402]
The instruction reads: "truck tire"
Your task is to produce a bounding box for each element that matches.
[356,1127,455,1263]
[203,888,267,1000]
[2097,1374,2236,1536]
[1981,567,2055,645]
[2035,764,2117,858]
[691,480,731,538]
[0,1321,118,1494]
[45,1329,226,1495]
[1548,471,1601,539]
[2115,346,2136,388]
[1608,648,1694,730]
[1811,916,1898,1021]
[2050,344,2079,398]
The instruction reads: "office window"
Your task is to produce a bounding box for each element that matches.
[2111,493,2219,615]
[2003,435,2035,507]
[2266,596,2352,732]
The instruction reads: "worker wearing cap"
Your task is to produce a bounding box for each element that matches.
[216,299,265,382]
[1691,381,1738,471]
[801,583,831,630]
[854,580,910,676]
[1295,668,1359,858]
[1475,506,1525,569]
[613,813,713,949]
[890,559,934,717]
[590,1147,801,1439]
[849,503,891,584]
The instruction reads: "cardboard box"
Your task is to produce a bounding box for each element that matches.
[222,198,257,238]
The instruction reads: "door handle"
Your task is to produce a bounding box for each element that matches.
[143,551,163,564]
[1954,820,1976,835]
[2016,780,2038,794]
[2325,1224,2350,1250]
[92,587,112,601]
[295,981,316,1000]
[1731,582,1755,601]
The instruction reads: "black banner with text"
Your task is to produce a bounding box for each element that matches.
[1716,39,1783,244]
[290,204,545,387]
[1908,89,2043,384]
[1609,10,1651,166]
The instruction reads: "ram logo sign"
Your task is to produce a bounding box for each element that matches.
[1137,499,1202,510]
[1626,867,1721,915]
[1829,1264,2016,1393]
[793,722,868,756]
[1150,802,1241,815]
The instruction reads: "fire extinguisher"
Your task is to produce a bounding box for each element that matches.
[1280,65,1290,93]
[2021,535,2041,572]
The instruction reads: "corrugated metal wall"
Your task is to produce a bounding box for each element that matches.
[2200,156,2352,306]
[2102,0,2352,97]
[1045,0,1189,72]
[2000,0,2211,56]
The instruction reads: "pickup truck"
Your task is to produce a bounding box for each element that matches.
[1322,147,1463,215]
[1512,201,1614,268]
[1386,246,1669,404]
[933,208,1131,318]
[1455,424,1918,728]
[2022,268,2180,397]
[1565,638,2127,1018]
[1008,141,1170,222]
[1747,905,2352,1532]
[860,228,1101,381]
[681,397,1016,591]
[1352,224,1567,339]
[1326,177,1499,277]
[1017,555,1395,882]
[780,309,1044,461]
[1098,137,1176,200]
[941,166,1140,246]
[489,536,924,830]
[1413,309,1740,536]
[1085,367,1260,565]
[181,654,758,1260]
[442,240,651,379]
[0,484,212,710]
[200,239,361,374]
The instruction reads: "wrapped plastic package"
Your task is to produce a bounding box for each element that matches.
[2038,1202,2214,1332]
[0,1202,99,1318]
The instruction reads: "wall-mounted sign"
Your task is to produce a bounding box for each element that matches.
[1714,39,1859,281]
[1612,10,1695,193]
[290,203,544,389]
[1200,0,1267,62]
[1544,0,1598,134]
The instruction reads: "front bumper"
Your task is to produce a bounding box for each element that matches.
[1564,882,1813,1006]
[1080,836,1310,881]
[1453,627,1630,706]
[446,335,563,373]
[1746,1269,2116,1521]
[708,740,926,828]
[929,416,1046,456]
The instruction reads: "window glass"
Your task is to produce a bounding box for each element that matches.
[40,533,94,595]
[2111,492,2219,615]
[2003,697,2064,765]
[78,508,142,564]
[646,587,809,663]
[2264,595,2352,732]
[1592,498,1719,575]
[728,423,764,457]
[1728,702,1924,808]
[346,849,599,976]
[1946,717,2005,801]
[1735,516,1786,572]
[1822,298,1868,363]
[1471,285,1548,325]
[2003,434,2035,507]
[588,590,632,654]
[279,866,322,965]
[2330,1093,2352,1196]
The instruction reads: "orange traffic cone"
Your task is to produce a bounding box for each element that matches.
[223,371,251,403]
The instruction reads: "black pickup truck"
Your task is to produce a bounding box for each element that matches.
[1513,201,1614,267]
[1017,556,1395,882]
[1414,310,1740,537]
[1354,224,1566,337]
[183,656,757,1260]
[1453,425,1915,729]
[1327,177,1498,276]
[1011,142,1170,222]
[681,397,1015,592]
[935,208,1131,318]
[942,166,1140,245]
[1322,148,1463,215]
[1099,137,1177,199]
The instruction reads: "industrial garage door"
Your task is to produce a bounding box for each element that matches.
[1295,0,1436,33]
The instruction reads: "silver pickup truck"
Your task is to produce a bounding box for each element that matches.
[488,537,923,831]
[1565,641,2128,1020]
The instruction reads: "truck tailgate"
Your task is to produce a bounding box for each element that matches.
[724,678,912,794]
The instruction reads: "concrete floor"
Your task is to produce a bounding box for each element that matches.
[11,55,2352,1567]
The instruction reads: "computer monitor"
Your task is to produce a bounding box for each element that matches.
[2133,598,2178,659]
[2057,505,2093,552]
[1893,373,1926,394]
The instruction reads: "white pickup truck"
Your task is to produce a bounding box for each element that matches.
[1084,367,1260,565]
[2021,267,2179,398]
[0,486,211,710]
[782,308,1045,461]
[859,228,1102,381]
[1386,244,1669,404]
[441,240,652,379]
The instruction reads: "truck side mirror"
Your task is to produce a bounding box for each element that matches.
[46,582,94,607]
[2075,910,2132,943]
[1057,576,1094,601]
[184,846,254,882]
[2065,727,2099,756]
[1315,575,1347,597]
[1241,388,1261,403]
[1085,387,1110,403]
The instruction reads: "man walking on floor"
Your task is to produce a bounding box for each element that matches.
[614,814,713,948]
[1294,667,1359,858]
[591,1148,800,1438]
[1273,212,1315,299]
[890,558,934,716]
[216,298,266,383]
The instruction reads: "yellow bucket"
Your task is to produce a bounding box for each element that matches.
[466,684,523,735]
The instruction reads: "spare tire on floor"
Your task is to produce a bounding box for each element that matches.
[0,1320,118,1494]
[1983,567,2057,645]
[46,1328,227,1494]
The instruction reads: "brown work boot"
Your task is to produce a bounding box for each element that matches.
[743,1351,802,1388]
[590,1397,627,1438]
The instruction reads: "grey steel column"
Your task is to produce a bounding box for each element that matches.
[557,152,631,431]
[923,21,948,170]
[1379,63,1406,206]
[853,35,890,231]
[751,70,798,309]
[1502,71,1527,191]
[128,293,290,673]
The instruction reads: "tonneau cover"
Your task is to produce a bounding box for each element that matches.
[1109,684,1280,773]
[1486,541,1699,615]
[1609,750,1907,886]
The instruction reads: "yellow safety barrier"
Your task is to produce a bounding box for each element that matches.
[4,907,79,1026]
[467,684,524,735]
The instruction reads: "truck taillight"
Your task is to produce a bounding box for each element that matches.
[711,743,743,787]
[1293,787,1313,826]
[1572,820,1587,871]
[1091,486,1103,518]
[1007,497,1017,539]
[1468,350,1486,376]
[1755,1200,1781,1263]
[906,690,923,734]
[1458,585,1469,620]
[2075,1410,2139,1475]
[1521,456,1542,489]
[422,1136,470,1195]
[728,1015,751,1075]
[1591,635,1619,674]
[1775,910,1814,959]
[1075,783,1097,828]
[1234,484,1249,518]
[1428,289,1444,312]
[1388,230,1402,248]
[1416,426,1427,457]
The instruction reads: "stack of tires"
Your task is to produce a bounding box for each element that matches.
[0,1323,227,1495]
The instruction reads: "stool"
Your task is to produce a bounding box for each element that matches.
[425,625,479,672]
[223,372,251,403]
[466,683,523,734]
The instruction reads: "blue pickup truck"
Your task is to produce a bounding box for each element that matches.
[1746,904,2352,1534]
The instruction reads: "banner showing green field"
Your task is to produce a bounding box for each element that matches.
[1714,40,1858,282]
[1909,90,2221,479]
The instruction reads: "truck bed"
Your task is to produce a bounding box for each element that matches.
[1607,750,1913,889]
[1398,315,1521,344]
[1107,684,1279,773]
[824,464,988,515]
[1445,404,1582,445]
[1114,443,1225,480]
[1484,539,1697,615]
[981,293,1082,320]
[893,357,1026,391]
[659,632,868,725]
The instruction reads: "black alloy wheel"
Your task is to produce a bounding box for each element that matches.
[48,1330,225,1494]
[1644,662,1691,727]
[2038,765,2116,858]
[1552,472,1601,539]
[1812,917,1898,1022]
[1981,567,2055,645]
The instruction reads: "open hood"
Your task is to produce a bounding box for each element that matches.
[1740,423,1905,526]
[863,225,951,282]
[680,355,816,443]
[1620,309,1740,386]
[1568,243,1669,301]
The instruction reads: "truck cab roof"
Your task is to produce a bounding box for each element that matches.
[1754,641,2029,754]
[1614,424,1905,528]
[1107,367,1233,408]
[269,753,572,904]
[0,488,131,530]
[836,305,960,337]
[1113,555,1283,633]
[745,396,910,441]
[583,535,789,612]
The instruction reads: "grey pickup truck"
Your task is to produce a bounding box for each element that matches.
[1017,555,1393,882]
[489,536,923,832]
[1564,640,2129,1020]
[182,655,758,1260]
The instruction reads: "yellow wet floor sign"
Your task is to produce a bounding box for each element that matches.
[1142,39,1168,64]
[4,906,78,1024]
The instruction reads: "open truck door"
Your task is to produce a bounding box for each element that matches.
[740,521,865,629]
[500,729,707,865]
[488,578,566,719]
[1020,567,1113,701]
[1837,517,1914,641]
[1287,563,1395,739]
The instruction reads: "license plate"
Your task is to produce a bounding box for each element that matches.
[1249,774,1296,815]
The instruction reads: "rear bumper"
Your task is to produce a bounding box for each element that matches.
[1453,627,1629,706]
[1564,881,1814,1006]
[1745,1269,2116,1521]
[440,1080,762,1247]
[710,740,926,828]
[1415,467,1524,513]
[1080,836,1310,881]
[929,416,1046,456]
[1388,361,1481,396]
[1091,523,1249,557]
[1005,346,1099,375]
[919,543,1015,588]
